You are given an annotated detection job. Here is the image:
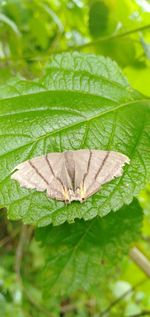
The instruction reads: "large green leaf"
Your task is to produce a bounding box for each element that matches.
[0,52,150,226]
[36,199,143,296]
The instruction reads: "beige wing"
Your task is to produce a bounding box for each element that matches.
[72,150,130,198]
[71,149,93,189]
[11,153,66,200]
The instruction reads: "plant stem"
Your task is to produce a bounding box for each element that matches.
[129,247,150,277]
[2,24,150,63]
[15,224,28,276]
[99,277,147,316]
[15,225,53,317]
[128,311,150,317]
[74,24,150,51]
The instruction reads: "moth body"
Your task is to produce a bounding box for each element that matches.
[63,186,86,204]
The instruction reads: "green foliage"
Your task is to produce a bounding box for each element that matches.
[0,1,150,316]
[140,184,150,214]
[0,267,24,317]
[124,63,150,97]
[0,53,150,226]
[0,0,150,76]
[36,199,143,296]
[89,0,109,37]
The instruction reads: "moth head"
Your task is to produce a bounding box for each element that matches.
[65,187,86,203]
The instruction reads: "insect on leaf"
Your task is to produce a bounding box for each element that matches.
[11,149,130,203]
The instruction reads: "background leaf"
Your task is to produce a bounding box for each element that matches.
[0,52,150,226]
[36,199,143,296]
[89,0,109,37]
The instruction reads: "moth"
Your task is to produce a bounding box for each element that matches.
[11,149,130,203]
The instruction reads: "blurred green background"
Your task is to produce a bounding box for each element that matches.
[0,0,150,316]
[1,0,150,97]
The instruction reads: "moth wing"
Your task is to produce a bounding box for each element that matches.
[83,150,130,198]
[71,149,92,189]
[11,153,65,200]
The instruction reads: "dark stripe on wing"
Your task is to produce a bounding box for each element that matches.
[45,155,65,191]
[83,150,92,185]
[95,151,110,180]
[64,151,75,190]
[29,161,49,186]
[45,155,55,177]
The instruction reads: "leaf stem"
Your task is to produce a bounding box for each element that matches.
[30,24,150,60]
[1,24,150,63]
[74,24,150,51]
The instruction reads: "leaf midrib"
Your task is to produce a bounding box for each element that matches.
[0,98,149,163]
[0,87,124,104]
[0,63,136,104]
[0,65,129,102]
